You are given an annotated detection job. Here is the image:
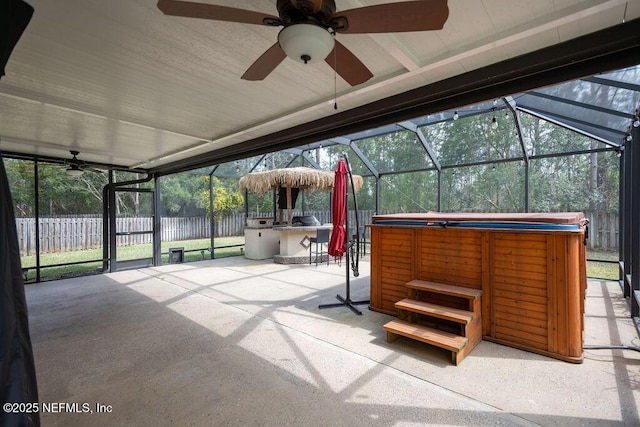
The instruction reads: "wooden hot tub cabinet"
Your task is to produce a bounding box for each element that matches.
[369,212,588,363]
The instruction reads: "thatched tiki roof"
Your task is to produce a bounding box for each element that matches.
[238,167,363,194]
[239,167,364,224]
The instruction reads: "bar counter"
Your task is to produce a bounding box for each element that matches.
[273,224,333,264]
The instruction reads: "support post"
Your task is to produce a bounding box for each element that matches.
[630,124,640,320]
[102,170,112,273]
[621,145,630,297]
[34,159,40,282]
[153,176,161,266]
[108,180,117,272]
[210,173,215,259]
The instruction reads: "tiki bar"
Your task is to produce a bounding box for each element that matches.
[239,167,362,264]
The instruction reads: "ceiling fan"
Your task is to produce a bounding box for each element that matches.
[64,151,102,176]
[64,151,85,176]
[157,0,449,86]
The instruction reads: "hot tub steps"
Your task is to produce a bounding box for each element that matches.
[383,280,483,365]
[384,319,467,351]
[394,299,474,324]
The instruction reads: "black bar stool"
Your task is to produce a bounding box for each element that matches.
[309,228,330,266]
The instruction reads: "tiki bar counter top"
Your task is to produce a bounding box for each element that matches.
[273,223,333,264]
[369,212,588,363]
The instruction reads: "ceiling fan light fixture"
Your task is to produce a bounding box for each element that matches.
[278,24,334,64]
[66,165,84,176]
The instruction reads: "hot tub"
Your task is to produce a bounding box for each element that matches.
[368,212,588,363]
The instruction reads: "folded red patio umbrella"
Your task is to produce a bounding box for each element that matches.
[328,159,347,257]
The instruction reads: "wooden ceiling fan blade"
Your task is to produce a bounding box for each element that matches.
[324,40,373,86]
[331,0,449,34]
[157,0,281,26]
[241,43,287,81]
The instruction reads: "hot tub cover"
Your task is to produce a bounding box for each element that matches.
[371,212,588,230]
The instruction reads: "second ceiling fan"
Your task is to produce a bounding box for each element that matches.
[157,0,449,86]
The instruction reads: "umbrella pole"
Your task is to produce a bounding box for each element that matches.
[319,157,369,315]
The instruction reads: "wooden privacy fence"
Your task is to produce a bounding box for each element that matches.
[14,210,615,255]
[585,211,618,250]
[14,210,374,255]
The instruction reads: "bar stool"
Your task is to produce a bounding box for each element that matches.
[309,228,330,266]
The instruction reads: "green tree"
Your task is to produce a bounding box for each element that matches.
[159,173,207,217]
[4,158,34,217]
[198,176,244,217]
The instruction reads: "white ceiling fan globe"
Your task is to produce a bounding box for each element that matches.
[278,24,335,64]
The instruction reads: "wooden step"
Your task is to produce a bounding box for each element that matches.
[383,319,467,353]
[406,280,483,300]
[395,298,474,324]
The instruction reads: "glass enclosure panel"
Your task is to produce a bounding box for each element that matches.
[158,172,244,263]
[379,170,438,213]
[159,172,208,217]
[186,166,216,176]
[5,158,36,274]
[523,76,639,143]
[520,113,613,157]
[251,152,299,172]
[347,123,399,142]
[355,176,377,212]
[301,145,335,170]
[422,108,522,166]
[601,64,640,87]
[230,155,266,176]
[245,191,275,217]
[114,190,154,262]
[441,162,525,212]
[296,190,331,214]
[37,163,106,215]
[530,153,600,212]
[325,145,372,177]
[356,128,433,173]
[210,152,306,180]
[35,162,107,280]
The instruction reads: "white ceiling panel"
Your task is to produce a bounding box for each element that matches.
[557,2,634,41]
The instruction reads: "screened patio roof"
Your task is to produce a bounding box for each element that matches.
[199,64,640,178]
[313,65,640,148]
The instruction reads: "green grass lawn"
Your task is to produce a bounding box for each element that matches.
[21,236,245,281]
[586,248,619,280]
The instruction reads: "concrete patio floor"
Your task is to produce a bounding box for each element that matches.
[25,256,640,426]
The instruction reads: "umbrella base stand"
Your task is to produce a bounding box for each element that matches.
[319,294,369,315]
[318,242,369,315]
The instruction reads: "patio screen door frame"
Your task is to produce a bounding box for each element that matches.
[107,185,159,273]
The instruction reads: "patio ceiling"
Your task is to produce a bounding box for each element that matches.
[1,1,640,174]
